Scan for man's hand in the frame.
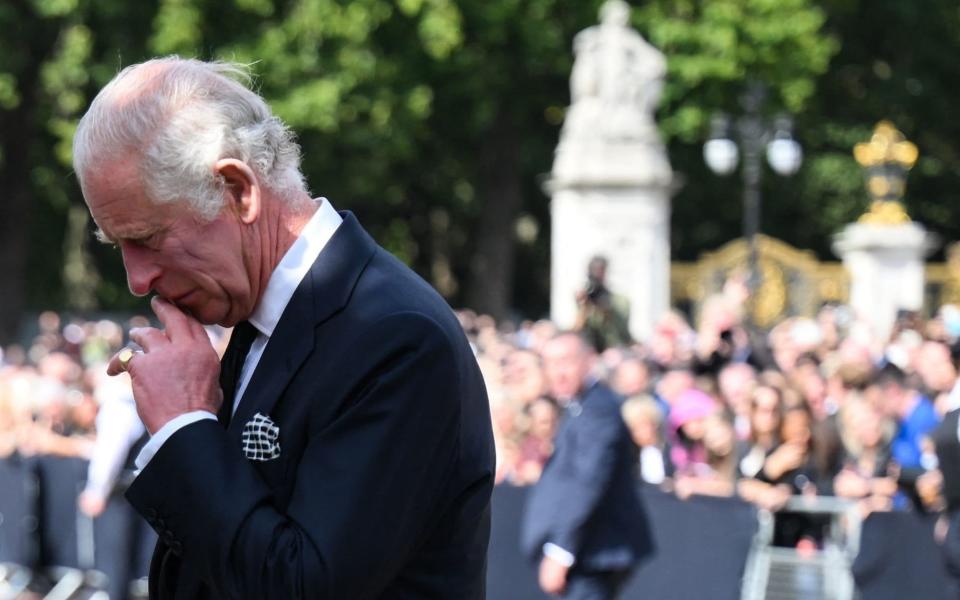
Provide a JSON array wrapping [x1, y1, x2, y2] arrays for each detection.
[[108, 297, 223, 434], [762, 442, 807, 481], [833, 469, 870, 498], [575, 288, 588, 306], [538, 555, 569, 596], [78, 490, 107, 518]]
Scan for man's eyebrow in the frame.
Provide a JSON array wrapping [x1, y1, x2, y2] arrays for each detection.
[[95, 225, 161, 244]]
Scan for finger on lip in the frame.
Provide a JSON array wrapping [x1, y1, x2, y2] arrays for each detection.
[[151, 294, 199, 341]]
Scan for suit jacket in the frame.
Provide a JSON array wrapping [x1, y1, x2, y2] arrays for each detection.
[[937, 409, 960, 508], [520, 382, 651, 572], [125, 212, 495, 599]]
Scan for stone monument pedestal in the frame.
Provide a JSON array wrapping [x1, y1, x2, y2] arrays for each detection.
[[549, 182, 670, 342], [832, 221, 938, 342], [547, 0, 673, 342]]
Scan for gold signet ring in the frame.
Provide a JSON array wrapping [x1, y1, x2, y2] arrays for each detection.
[[118, 348, 138, 372]]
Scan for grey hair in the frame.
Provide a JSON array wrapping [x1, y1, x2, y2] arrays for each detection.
[[73, 56, 307, 219]]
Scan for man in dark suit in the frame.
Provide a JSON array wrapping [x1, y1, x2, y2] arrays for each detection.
[[521, 332, 650, 599], [72, 57, 495, 599], [934, 405, 960, 597]]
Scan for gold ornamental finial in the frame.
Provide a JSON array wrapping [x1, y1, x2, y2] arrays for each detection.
[[858, 200, 911, 225], [854, 121, 918, 224], [853, 121, 918, 171]]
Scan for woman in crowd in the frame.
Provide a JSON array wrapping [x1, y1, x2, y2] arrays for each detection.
[[622, 394, 671, 485], [515, 397, 560, 483], [759, 403, 821, 493], [674, 413, 739, 499], [737, 383, 785, 480], [833, 396, 898, 515], [667, 388, 717, 478]]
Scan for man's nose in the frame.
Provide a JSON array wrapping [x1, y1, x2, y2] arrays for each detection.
[[120, 243, 161, 297]]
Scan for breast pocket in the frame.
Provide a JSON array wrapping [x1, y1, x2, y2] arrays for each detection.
[[251, 453, 294, 508]]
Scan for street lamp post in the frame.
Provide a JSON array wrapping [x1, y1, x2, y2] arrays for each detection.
[[703, 83, 803, 304]]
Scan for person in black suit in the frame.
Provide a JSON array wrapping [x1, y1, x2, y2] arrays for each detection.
[[72, 57, 495, 599], [934, 406, 960, 597], [521, 332, 651, 599]]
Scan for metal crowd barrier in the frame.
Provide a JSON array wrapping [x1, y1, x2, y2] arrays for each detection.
[[0, 455, 37, 600], [742, 495, 861, 600], [487, 483, 956, 600], [0, 455, 153, 600]]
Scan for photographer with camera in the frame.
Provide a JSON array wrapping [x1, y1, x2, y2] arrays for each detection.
[[574, 256, 632, 352]]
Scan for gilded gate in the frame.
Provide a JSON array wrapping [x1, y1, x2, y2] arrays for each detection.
[[671, 236, 960, 327]]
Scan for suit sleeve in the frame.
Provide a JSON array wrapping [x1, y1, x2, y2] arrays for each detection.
[[549, 395, 624, 558], [126, 312, 464, 599]]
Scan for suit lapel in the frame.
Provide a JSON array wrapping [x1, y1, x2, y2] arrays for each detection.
[[227, 277, 314, 437], [228, 212, 377, 436]]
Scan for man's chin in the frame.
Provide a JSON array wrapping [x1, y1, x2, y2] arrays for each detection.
[[170, 298, 222, 326]]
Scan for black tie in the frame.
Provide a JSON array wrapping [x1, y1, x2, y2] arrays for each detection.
[[218, 321, 259, 427]]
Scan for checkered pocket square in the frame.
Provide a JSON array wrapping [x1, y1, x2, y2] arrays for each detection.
[[241, 413, 281, 461]]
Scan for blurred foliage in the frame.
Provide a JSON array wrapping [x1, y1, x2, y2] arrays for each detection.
[[663, 0, 960, 261], [635, 0, 838, 141], [1, 0, 959, 338]]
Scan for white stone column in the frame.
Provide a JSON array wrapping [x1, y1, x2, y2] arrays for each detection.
[[549, 185, 670, 341], [832, 222, 937, 343], [547, 0, 674, 342]]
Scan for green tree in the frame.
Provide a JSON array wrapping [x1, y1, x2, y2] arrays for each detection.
[[632, 0, 839, 260], [0, 0, 155, 341], [792, 0, 960, 259]]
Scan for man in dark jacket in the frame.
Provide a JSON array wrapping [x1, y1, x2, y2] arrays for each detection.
[[73, 57, 494, 599], [521, 332, 651, 599]]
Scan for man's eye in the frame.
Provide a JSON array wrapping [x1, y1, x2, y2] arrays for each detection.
[[134, 234, 158, 248]]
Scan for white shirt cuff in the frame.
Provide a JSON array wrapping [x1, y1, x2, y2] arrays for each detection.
[[134, 411, 217, 472], [543, 543, 575, 567]]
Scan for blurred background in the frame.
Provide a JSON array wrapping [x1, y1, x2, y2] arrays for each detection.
[[2, 0, 959, 332], [3, 0, 960, 599]]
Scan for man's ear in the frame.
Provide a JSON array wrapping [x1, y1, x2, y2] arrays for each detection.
[[214, 159, 260, 224]]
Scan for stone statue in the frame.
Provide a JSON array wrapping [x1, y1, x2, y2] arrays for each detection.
[[547, 0, 674, 342], [563, 0, 666, 144]]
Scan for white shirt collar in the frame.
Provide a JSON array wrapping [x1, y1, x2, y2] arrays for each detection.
[[248, 198, 342, 337]]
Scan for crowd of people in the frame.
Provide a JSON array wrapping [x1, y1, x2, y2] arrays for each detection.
[[1, 313, 138, 508], [3, 283, 960, 587], [467, 284, 960, 538], [0, 313, 231, 598], [0, 312, 239, 514]]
